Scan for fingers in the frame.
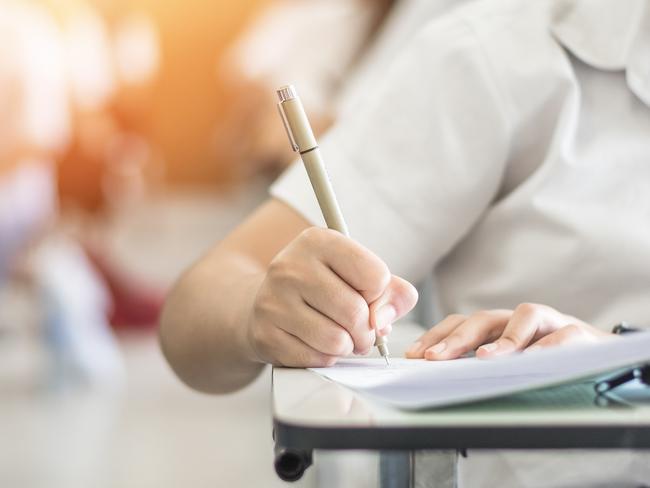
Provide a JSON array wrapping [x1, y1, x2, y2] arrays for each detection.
[[369, 276, 419, 337], [525, 324, 612, 352], [408, 310, 511, 360], [406, 314, 466, 358], [428, 310, 512, 360], [404, 303, 603, 363], [279, 301, 358, 357], [298, 228, 417, 351], [299, 261, 377, 354], [255, 324, 339, 368], [476, 303, 572, 358], [301, 227, 391, 303]]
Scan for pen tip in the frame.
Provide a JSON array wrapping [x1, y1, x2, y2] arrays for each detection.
[[384, 356, 390, 366]]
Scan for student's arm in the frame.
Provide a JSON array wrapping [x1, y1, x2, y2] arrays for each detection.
[[406, 304, 615, 360], [160, 198, 418, 394]]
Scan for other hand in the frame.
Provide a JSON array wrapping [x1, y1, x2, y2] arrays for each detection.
[[406, 303, 614, 360]]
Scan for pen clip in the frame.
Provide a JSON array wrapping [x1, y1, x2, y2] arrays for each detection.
[[277, 103, 299, 152]]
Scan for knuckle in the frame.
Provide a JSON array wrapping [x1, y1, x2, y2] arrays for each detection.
[[266, 257, 286, 279], [300, 226, 331, 247], [313, 353, 334, 367], [563, 323, 584, 335], [448, 327, 474, 343], [299, 226, 319, 241], [312, 353, 335, 368], [372, 262, 391, 291], [329, 330, 352, 356], [294, 349, 316, 367], [501, 330, 526, 345], [253, 286, 275, 317], [446, 313, 467, 323], [470, 310, 492, 322], [350, 247, 389, 289], [499, 335, 519, 347], [345, 299, 369, 329], [323, 355, 338, 367], [515, 302, 542, 316], [352, 327, 374, 349], [267, 257, 301, 286], [447, 332, 477, 349], [421, 330, 444, 347], [422, 328, 440, 342]]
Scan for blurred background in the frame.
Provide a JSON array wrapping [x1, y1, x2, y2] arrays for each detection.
[[0, 0, 450, 486]]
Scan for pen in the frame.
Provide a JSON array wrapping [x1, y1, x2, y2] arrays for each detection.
[[276, 84, 391, 366]]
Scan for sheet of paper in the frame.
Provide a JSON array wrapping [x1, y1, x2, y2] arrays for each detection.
[[310, 331, 650, 410], [310, 357, 436, 388]]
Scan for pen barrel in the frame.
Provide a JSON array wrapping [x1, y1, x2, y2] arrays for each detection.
[[301, 149, 349, 236], [276, 84, 390, 359], [375, 334, 388, 350], [279, 97, 318, 152]]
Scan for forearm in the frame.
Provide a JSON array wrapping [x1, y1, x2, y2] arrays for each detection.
[[159, 248, 266, 394]]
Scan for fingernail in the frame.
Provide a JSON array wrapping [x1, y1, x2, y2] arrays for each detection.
[[374, 304, 396, 331], [430, 342, 447, 354], [479, 342, 498, 353], [407, 341, 422, 355]]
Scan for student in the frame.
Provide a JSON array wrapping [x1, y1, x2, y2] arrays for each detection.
[[161, 0, 650, 485]]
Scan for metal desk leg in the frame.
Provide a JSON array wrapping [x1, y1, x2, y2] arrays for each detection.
[[379, 451, 412, 488], [412, 451, 458, 488]]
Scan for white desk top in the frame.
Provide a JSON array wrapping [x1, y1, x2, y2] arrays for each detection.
[[272, 322, 650, 432]]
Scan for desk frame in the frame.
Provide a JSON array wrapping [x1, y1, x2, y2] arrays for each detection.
[[271, 322, 650, 487]]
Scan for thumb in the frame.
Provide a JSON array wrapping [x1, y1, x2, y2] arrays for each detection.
[[369, 276, 418, 336]]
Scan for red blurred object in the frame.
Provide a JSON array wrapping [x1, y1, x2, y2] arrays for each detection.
[[83, 242, 166, 330]]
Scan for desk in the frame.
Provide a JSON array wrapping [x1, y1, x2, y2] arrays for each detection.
[[272, 323, 650, 486]]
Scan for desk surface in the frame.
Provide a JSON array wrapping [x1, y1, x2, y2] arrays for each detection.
[[272, 322, 650, 451]]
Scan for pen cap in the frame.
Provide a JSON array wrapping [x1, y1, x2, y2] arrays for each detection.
[[277, 85, 318, 153]]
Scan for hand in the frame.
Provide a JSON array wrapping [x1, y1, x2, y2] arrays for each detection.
[[246, 227, 418, 367], [406, 303, 613, 360]]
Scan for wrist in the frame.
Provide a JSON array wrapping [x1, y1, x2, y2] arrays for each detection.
[[236, 272, 266, 365]]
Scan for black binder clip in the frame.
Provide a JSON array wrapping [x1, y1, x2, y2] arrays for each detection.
[[595, 364, 650, 395]]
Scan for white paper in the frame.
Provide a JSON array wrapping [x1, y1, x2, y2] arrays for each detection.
[[310, 332, 650, 409]]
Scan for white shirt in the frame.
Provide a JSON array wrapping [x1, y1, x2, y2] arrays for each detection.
[[224, 0, 377, 115], [340, 0, 475, 116], [271, 0, 650, 486]]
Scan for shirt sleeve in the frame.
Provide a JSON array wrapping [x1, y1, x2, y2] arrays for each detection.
[[270, 16, 512, 284], [227, 0, 375, 115]]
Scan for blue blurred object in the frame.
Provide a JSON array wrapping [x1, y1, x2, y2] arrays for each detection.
[[33, 234, 125, 389], [0, 161, 57, 281], [0, 161, 124, 388]]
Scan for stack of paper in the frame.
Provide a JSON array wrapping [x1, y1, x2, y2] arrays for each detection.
[[310, 332, 650, 410]]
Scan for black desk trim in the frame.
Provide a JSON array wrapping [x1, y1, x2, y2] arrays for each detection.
[[274, 418, 650, 451]]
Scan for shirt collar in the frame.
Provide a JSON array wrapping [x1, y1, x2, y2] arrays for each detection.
[[551, 0, 650, 106]]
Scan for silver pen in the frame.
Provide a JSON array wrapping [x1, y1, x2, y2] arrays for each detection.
[[276, 84, 391, 365]]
